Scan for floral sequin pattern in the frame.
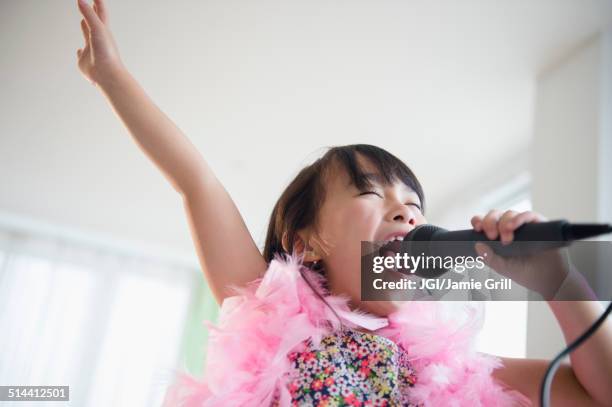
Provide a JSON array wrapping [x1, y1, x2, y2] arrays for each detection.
[[275, 329, 423, 407]]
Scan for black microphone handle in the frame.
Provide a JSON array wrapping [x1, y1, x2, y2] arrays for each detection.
[[407, 220, 575, 258]]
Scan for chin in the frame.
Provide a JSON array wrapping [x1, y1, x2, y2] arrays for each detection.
[[359, 300, 402, 317]]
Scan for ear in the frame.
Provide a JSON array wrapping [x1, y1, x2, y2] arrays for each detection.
[[297, 231, 323, 263], [282, 230, 321, 263]]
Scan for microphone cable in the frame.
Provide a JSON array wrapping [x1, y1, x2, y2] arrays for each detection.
[[540, 300, 612, 407]]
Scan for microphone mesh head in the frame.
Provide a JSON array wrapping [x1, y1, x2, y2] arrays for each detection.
[[403, 224, 450, 278], [405, 224, 447, 242]]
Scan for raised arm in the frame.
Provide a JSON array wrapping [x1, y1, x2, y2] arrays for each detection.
[[76, 0, 268, 304]]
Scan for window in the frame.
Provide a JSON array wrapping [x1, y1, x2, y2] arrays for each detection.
[[0, 226, 201, 406], [476, 173, 532, 358], [430, 172, 532, 358]]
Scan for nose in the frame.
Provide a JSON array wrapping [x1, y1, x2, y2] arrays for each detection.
[[386, 203, 417, 226]]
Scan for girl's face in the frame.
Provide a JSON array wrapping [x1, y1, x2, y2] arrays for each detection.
[[302, 155, 427, 319]]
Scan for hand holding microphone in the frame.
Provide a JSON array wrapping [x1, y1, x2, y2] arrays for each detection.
[[379, 209, 611, 298], [471, 210, 566, 299]]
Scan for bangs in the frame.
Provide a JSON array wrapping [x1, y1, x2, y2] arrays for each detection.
[[326, 145, 426, 213]]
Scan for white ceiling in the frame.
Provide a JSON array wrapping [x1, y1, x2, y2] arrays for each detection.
[[1, 0, 611, 266]]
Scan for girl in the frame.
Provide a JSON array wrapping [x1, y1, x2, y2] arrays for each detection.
[[76, 1, 612, 405]]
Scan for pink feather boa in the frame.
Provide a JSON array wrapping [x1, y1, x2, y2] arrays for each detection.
[[162, 253, 532, 406]]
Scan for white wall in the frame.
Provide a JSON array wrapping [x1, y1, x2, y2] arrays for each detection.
[[528, 28, 612, 359], [1, 0, 611, 266]]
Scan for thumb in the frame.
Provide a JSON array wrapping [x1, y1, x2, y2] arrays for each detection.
[[80, 19, 91, 44], [77, 0, 104, 34], [475, 242, 504, 271]]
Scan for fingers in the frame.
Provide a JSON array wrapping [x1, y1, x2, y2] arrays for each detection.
[[472, 209, 548, 244], [502, 211, 546, 242], [498, 210, 518, 244], [77, 0, 104, 33], [93, 0, 109, 25], [481, 209, 503, 240], [471, 215, 483, 231], [511, 211, 547, 227]]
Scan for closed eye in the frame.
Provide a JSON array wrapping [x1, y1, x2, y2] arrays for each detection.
[[359, 191, 422, 210], [359, 191, 382, 197]]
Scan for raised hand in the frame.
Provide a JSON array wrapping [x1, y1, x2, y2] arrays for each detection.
[[76, 0, 125, 86]]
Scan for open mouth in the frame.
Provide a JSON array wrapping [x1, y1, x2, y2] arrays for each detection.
[[378, 240, 403, 257], [375, 240, 408, 275]]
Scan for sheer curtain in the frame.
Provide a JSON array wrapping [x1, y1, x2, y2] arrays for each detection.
[[476, 183, 532, 358], [0, 226, 205, 406]]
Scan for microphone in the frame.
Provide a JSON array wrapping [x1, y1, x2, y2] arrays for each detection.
[[405, 220, 611, 257], [378, 220, 612, 277]]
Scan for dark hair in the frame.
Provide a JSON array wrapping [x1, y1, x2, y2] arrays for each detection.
[[262, 143, 425, 269]]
